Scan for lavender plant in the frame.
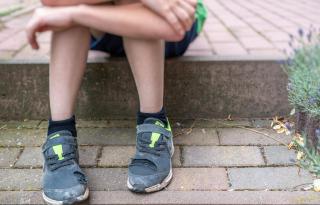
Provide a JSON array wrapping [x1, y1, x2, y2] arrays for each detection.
[[285, 27, 320, 118]]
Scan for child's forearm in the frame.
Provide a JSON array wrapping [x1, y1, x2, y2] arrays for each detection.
[[72, 3, 184, 41], [41, 0, 110, 7]]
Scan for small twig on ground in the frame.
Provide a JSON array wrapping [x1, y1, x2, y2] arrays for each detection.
[[185, 120, 196, 135], [174, 119, 196, 137], [234, 126, 288, 147], [0, 124, 7, 130], [292, 183, 313, 190], [198, 118, 289, 147]]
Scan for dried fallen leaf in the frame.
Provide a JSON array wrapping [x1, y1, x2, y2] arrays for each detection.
[[297, 151, 304, 160], [288, 141, 295, 149], [290, 108, 296, 116], [273, 125, 282, 130], [314, 179, 320, 192], [276, 127, 286, 134]]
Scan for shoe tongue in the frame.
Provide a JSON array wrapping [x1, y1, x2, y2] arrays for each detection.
[[143, 117, 165, 127]]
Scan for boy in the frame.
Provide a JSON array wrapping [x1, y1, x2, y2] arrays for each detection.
[[26, 0, 207, 204]]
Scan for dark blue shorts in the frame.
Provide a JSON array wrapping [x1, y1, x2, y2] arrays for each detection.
[[90, 21, 198, 58]]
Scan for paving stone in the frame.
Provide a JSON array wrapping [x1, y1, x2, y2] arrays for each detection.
[[37, 31, 52, 43], [207, 32, 238, 43], [0, 120, 41, 129], [184, 49, 213, 56], [77, 120, 136, 128], [88, 191, 320, 204], [77, 128, 136, 145], [85, 167, 229, 192], [0, 169, 42, 190], [78, 127, 212, 146], [264, 146, 296, 165], [84, 168, 127, 191], [1, 190, 320, 204], [79, 146, 100, 167], [228, 167, 314, 190], [212, 42, 248, 55], [42, 119, 195, 129], [251, 119, 273, 128], [99, 146, 134, 167], [195, 119, 252, 128], [187, 36, 211, 50], [249, 49, 285, 57], [0, 129, 45, 147], [0, 31, 27, 51], [15, 147, 42, 167], [183, 146, 264, 167], [0, 50, 14, 60], [15, 146, 99, 167], [0, 147, 20, 167], [99, 146, 181, 167], [174, 128, 219, 145], [238, 37, 275, 49], [0, 28, 21, 43], [1, 0, 319, 60], [168, 168, 228, 191], [14, 43, 50, 60], [0, 191, 43, 204], [219, 128, 292, 145]]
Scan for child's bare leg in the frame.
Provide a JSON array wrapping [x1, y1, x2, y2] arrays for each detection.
[[124, 39, 165, 113], [115, 0, 165, 114], [49, 26, 90, 121], [41, 25, 91, 204]]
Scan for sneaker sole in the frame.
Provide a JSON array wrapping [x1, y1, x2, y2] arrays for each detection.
[[127, 168, 173, 193], [42, 187, 89, 205], [127, 143, 174, 193]]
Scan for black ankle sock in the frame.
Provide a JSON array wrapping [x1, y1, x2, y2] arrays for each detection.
[[47, 115, 77, 137], [137, 107, 168, 126]]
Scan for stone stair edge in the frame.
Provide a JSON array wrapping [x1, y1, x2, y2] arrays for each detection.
[[0, 55, 286, 65]]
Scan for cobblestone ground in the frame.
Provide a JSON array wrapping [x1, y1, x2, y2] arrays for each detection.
[[0, 0, 320, 60], [0, 119, 319, 204]]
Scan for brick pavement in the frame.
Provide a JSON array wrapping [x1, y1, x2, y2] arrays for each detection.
[[0, 119, 318, 204], [0, 0, 320, 60]]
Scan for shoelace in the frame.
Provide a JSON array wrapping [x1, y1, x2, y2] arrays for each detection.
[[43, 140, 78, 171], [136, 134, 167, 157], [45, 149, 77, 171]]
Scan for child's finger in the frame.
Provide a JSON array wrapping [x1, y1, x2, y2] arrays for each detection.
[[179, 0, 196, 17], [172, 6, 192, 31], [184, 0, 197, 7], [164, 10, 184, 35], [25, 18, 40, 49]]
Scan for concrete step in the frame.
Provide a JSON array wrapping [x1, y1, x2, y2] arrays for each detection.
[[0, 56, 289, 120]]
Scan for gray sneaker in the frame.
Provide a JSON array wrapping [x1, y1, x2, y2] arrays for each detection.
[[42, 130, 89, 204], [127, 117, 174, 193]]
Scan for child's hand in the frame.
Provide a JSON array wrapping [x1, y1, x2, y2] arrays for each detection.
[[140, 0, 197, 35], [25, 7, 75, 49]]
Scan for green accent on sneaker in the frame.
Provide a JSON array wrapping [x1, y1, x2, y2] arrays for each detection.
[[149, 119, 172, 148], [50, 133, 60, 139], [166, 118, 172, 132], [196, 0, 208, 34], [149, 133, 161, 148], [155, 121, 165, 128], [52, 144, 64, 161]]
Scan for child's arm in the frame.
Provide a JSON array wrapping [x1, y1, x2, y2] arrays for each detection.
[[73, 3, 192, 40], [26, 3, 195, 49], [40, 0, 112, 7]]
